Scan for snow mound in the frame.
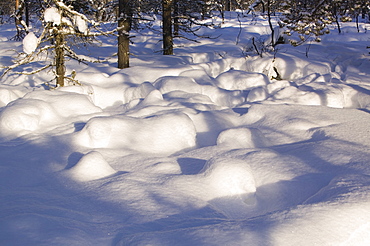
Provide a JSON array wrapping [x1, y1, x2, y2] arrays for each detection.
[[267, 54, 309, 80], [189, 110, 241, 147], [201, 157, 256, 198], [215, 70, 269, 90], [303, 63, 330, 77], [23, 90, 102, 118], [294, 73, 329, 86], [179, 69, 215, 85], [201, 85, 245, 107], [65, 151, 116, 182], [0, 98, 59, 139], [241, 104, 329, 145], [266, 80, 291, 94], [126, 89, 166, 114], [246, 86, 268, 102], [142, 89, 164, 104], [298, 82, 346, 108], [75, 112, 196, 154], [86, 84, 127, 109], [165, 91, 214, 106], [217, 127, 268, 149], [154, 76, 202, 94], [124, 82, 156, 103], [167, 157, 257, 218], [0, 87, 22, 107], [141, 74, 246, 108], [0, 90, 102, 139], [264, 80, 370, 109], [269, 85, 322, 106]]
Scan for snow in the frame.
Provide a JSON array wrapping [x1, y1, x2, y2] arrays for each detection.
[[44, 7, 61, 25], [1, 14, 370, 245], [22, 32, 38, 54], [215, 69, 269, 90], [216, 127, 268, 148], [74, 112, 196, 154], [64, 151, 116, 182], [73, 15, 88, 34]]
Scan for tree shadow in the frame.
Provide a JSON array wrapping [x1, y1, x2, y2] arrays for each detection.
[[110, 163, 335, 246], [111, 200, 276, 246]]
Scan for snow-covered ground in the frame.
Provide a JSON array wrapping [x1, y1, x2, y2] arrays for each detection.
[[1, 12, 370, 245]]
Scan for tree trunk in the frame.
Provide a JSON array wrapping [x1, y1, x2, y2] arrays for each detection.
[[15, 0, 21, 25], [201, 0, 207, 20], [335, 16, 341, 34], [15, 0, 19, 11], [173, 0, 179, 37], [162, 0, 173, 55], [55, 27, 65, 87], [14, 0, 24, 39], [267, 0, 275, 46], [118, 0, 131, 69], [25, 0, 29, 27], [225, 0, 231, 11]]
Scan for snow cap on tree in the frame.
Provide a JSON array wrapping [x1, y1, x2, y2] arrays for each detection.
[[23, 32, 38, 54], [44, 7, 61, 25]]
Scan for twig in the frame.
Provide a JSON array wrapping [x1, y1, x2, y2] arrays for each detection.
[[252, 37, 262, 57], [236, 12, 243, 45], [14, 64, 52, 75]]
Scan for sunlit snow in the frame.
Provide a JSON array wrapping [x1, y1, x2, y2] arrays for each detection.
[[1, 12, 370, 246], [43, 7, 61, 25], [22, 32, 38, 54], [74, 15, 88, 34]]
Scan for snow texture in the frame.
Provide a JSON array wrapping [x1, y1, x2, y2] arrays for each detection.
[[215, 69, 269, 90], [74, 112, 196, 154], [1, 12, 370, 246], [64, 151, 116, 181]]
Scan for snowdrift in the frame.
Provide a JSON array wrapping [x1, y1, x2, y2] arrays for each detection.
[[1, 14, 370, 246]]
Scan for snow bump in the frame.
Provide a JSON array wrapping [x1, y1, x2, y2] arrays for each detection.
[[217, 127, 268, 149], [65, 151, 116, 182], [215, 70, 269, 90], [201, 157, 257, 198], [75, 112, 197, 155]]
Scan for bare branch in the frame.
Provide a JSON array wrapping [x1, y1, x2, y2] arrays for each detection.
[[14, 64, 53, 75]]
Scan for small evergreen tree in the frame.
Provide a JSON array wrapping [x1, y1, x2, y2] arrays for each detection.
[[2, 0, 116, 87], [280, 0, 367, 45]]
